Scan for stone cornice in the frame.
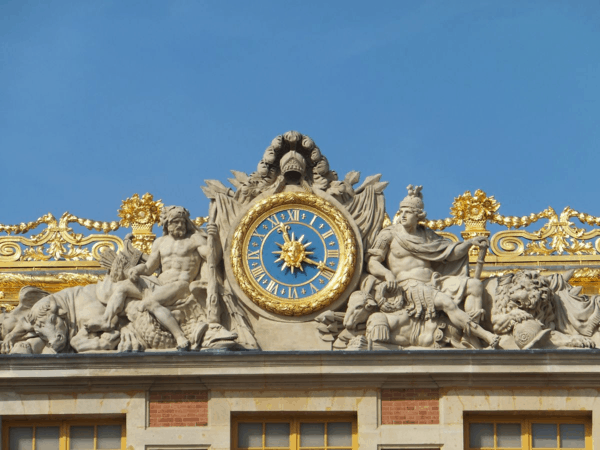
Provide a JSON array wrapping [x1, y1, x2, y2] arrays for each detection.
[[1, 350, 599, 391]]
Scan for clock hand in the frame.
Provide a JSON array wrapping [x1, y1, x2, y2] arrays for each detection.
[[302, 257, 335, 273], [276, 222, 291, 243]]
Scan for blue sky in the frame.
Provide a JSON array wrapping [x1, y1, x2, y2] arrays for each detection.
[[1, 1, 599, 234]]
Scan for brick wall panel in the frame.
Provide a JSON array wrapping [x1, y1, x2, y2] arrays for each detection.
[[148, 390, 208, 427], [381, 388, 439, 425]]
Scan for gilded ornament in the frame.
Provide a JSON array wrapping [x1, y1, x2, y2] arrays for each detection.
[[450, 189, 500, 230], [118, 193, 164, 254], [193, 216, 209, 227], [0, 272, 103, 303], [0, 213, 122, 262], [118, 193, 163, 231], [230, 192, 357, 316], [491, 206, 600, 257]]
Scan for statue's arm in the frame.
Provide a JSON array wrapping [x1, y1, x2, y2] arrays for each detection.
[[366, 231, 395, 282], [446, 236, 489, 261], [197, 223, 221, 262], [129, 240, 162, 281]]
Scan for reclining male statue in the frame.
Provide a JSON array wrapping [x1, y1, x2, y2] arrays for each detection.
[[85, 205, 220, 350], [365, 185, 500, 349]]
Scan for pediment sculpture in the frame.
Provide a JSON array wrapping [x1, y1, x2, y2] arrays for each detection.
[[1, 131, 600, 354]]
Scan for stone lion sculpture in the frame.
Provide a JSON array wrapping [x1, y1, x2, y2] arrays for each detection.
[[484, 270, 597, 349]]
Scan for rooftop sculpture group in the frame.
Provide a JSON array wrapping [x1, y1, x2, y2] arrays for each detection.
[[1, 131, 600, 354]]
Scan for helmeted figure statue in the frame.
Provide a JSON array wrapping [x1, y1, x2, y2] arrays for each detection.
[[364, 185, 499, 349]]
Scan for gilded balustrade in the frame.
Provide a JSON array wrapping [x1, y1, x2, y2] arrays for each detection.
[[0, 193, 208, 304], [2, 189, 600, 305]]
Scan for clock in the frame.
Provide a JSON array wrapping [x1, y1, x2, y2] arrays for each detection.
[[230, 192, 358, 316]]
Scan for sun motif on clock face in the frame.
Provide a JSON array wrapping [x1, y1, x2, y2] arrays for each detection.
[[230, 192, 357, 316]]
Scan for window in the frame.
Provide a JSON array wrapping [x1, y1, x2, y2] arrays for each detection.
[[465, 415, 591, 450], [233, 414, 357, 450], [2, 419, 125, 450]]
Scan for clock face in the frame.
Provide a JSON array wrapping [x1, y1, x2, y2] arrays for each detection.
[[230, 192, 357, 316]]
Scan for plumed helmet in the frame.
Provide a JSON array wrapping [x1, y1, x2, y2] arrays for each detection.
[[399, 184, 424, 211]]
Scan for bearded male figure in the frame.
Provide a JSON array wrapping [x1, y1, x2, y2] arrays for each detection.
[[366, 185, 499, 349], [86, 206, 220, 350]]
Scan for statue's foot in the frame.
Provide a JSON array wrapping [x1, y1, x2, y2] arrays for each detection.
[[176, 337, 190, 351], [486, 335, 501, 349], [85, 317, 112, 332]]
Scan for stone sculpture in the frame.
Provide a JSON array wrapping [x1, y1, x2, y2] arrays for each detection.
[[364, 185, 499, 349], [0, 210, 239, 354], [485, 270, 597, 349], [2, 130, 600, 354]]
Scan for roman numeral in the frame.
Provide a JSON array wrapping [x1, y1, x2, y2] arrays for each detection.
[[320, 269, 334, 281], [322, 230, 334, 239], [248, 250, 260, 260], [309, 215, 317, 226], [266, 280, 279, 294], [266, 215, 280, 228], [251, 265, 266, 282], [309, 283, 319, 294], [252, 231, 265, 239], [288, 287, 299, 299], [327, 249, 339, 258], [287, 209, 300, 221]]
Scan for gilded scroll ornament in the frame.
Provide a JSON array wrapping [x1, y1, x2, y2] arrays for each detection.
[[0, 213, 122, 262], [491, 207, 600, 257]]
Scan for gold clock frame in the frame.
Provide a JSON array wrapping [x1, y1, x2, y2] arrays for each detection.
[[230, 192, 357, 316]]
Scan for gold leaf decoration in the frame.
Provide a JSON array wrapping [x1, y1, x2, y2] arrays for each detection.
[[450, 189, 500, 226], [118, 193, 163, 230]]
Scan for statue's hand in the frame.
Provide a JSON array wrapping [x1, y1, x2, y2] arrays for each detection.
[[1, 334, 14, 354], [469, 236, 489, 248], [206, 223, 219, 237], [384, 281, 399, 296], [384, 271, 396, 283], [128, 267, 141, 283]]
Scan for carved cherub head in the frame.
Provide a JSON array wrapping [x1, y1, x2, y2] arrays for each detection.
[[263, 146, 277, 165]]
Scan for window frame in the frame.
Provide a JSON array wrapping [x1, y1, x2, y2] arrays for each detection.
[[2, 418, 126, 450], [464, 414, 592, 450], [232, 413, 358, 450]]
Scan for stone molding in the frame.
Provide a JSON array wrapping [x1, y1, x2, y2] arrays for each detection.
[[1, 350, 600, 390]]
